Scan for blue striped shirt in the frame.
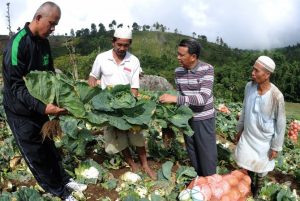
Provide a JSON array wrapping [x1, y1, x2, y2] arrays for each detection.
[[176, 61, 215, 120]]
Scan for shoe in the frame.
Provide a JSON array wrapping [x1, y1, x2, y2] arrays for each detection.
[[65, 178, 87, 192], [64, 194, 78, 201]]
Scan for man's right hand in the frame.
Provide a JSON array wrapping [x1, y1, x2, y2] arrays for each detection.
[[45, 103, 68, 115], [88, 76, 99, 87]]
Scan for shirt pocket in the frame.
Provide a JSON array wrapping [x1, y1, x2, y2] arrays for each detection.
[[101, 67, 114, 76]]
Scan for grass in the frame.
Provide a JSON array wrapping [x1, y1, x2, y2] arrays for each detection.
[[285, 102, 300, 120]]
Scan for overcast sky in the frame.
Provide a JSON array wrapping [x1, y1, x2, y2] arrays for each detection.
[[1, 0, 300, 50]]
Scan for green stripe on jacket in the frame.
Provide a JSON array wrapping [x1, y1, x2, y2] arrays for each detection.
[[11, 29, 27, 66]]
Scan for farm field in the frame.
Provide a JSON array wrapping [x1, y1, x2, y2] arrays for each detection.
[[0, 72, 299, 201], [286, 102, 300, 120]]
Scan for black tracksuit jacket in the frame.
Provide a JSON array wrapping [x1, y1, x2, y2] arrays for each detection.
[[2, 22, 54, 118]]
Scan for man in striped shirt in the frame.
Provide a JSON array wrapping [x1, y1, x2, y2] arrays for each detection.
[[159, 39, 217, 176]]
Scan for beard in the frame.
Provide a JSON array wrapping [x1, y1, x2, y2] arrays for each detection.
[[113, 48, 126, 58]]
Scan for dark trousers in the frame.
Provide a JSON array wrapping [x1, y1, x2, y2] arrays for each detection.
[[5, 109, 71, 199], [184, 118, 217, 176]]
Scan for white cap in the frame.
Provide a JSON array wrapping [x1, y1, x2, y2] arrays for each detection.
[[114, 27, 132, 39], [255, 56, 276, 73]]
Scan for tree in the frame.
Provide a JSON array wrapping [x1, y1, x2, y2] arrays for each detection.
[[98, 23, 106, 34], [70, 29, 75, 37], [109, 20, 117, 30], [70, 28, 75, 37], [142, 25, 146, 31], [65, 37, 78, 79], [216, 36, 220, 44], [174, 28, 178, 34], [160, 24, 166, 32], [117, 23, 123, 28], [192, 32, 196, 38], [198, 35, 207, 42], [82, 28, 90, 37], [132, 22, 139, 31], [6, 2, 13, 36], [154, 22, 160, 30], [75, 30, 82, 37], [220, 37, 224, 46], [90, 23, 97, 36]]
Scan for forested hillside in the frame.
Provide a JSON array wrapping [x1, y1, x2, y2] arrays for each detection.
[[1, 27, 299, 102], [0, 26, 299, 201]]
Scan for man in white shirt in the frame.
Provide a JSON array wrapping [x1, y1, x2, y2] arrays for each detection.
[[88, 27, 156, 179]]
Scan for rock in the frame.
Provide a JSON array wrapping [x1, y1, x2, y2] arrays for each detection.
[[139, 74, 174, 91]]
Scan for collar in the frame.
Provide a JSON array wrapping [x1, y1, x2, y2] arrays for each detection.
[[24, 22, 41, 40], [187, 60, 201, 73]]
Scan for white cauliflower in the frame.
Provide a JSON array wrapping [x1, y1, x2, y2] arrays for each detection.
[[136, 186, 148, 198], [81, 166, 99, 179], [120, 171, 141, 183]]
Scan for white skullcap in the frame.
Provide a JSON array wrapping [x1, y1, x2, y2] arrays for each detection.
[[255, 56, 276, 73], [114, 27, 132, 39]]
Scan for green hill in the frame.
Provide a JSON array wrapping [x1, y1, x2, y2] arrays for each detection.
[[0, 31, 299, 103]]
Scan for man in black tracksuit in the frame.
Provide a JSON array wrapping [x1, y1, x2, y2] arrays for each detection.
[[2, 2, 85, 201]]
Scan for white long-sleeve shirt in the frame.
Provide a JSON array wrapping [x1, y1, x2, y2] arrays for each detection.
[[235, 81, 286, 173]]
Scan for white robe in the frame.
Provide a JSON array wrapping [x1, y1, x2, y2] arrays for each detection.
[[234, 82, 286, 173]]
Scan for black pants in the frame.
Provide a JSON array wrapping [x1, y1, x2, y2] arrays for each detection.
[[5, 110, 71, 199], [184, 118, 217, 176]]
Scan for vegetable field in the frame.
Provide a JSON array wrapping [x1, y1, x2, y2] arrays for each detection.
[[0, 72, 299, 201]]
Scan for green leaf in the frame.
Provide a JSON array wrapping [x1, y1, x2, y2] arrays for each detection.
[[55, 77, 86, 118], [175, 166, 197, 184], [0, 192, 11, 201], [60, 117, 79, 139], [91, 90, 114, 112], [122, 100, 156, 125], [107, 115, 132, 130], [15, 187, 44, 201], [101, 178, 117, 190], [149, 193, 165, 201], [161, 161, 173, 181], [169, 105, 193, 128], [68, 129, 94, 157], [276, 188, 297, 201], [24, 71, 56, 104], [85, 111, 108, 125], [74, 81, 101, 103]]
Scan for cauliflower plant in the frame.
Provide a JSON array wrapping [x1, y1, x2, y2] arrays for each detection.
[[75, 159, 104, 184], [120, 171, 141, 183]]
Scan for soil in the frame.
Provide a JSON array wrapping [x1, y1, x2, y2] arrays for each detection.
[[1, 133, 299, 200], [268, 170, 300, 195], [1, 159, 162, 201], [84, 160, 162, 201], [2, 156, 298, 200]]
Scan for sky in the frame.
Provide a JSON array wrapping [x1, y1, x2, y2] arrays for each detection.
[[1, 0, 300, 50]]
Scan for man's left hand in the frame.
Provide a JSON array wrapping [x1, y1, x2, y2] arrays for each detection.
[[159, 94, 177, 103], [269, 150, 278, 160]]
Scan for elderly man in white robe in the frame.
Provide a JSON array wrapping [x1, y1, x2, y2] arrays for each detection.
[[234, 56, 286, 198]]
